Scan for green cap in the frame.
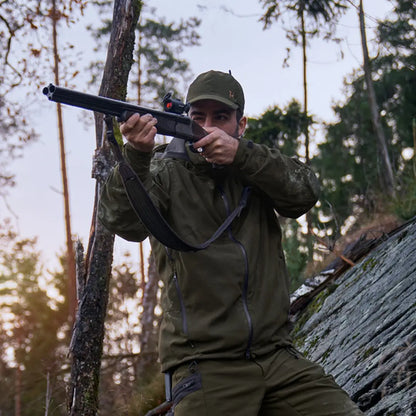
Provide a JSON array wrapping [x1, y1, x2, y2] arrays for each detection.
[[186, 70, 245, 113]]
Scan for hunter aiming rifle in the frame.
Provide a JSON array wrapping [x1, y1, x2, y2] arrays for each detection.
[[42, 84, 250, 252]]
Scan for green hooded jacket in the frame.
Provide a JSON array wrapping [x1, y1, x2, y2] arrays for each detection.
[[98, 137, 320, 372]]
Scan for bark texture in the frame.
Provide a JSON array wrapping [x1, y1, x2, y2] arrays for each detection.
[[67, 1, 142, 414]]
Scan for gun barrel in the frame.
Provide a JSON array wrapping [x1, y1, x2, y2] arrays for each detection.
[[42, 84, 206, 142]]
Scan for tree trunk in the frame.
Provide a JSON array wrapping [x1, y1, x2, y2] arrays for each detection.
[[51, 0, 77, 323], [358, 0, 396, 197], [300, 8, 314, 260], [136, 253, 160, 381], [301, 9, 309, 166], [67, 1, 142, 415]]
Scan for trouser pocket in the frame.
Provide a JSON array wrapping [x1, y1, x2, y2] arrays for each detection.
[[167, 363, 203, 415], [172, 371, 202, 404]]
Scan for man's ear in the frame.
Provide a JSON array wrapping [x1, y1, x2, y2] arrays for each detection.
[[238, 116, 247, 138]]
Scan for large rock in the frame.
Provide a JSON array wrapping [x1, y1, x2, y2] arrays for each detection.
[[291, 219, 416, 415]]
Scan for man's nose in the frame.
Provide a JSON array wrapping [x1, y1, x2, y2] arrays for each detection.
[[202, 115, 214, 128]]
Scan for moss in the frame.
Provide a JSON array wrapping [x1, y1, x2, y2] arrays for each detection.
[[292, 288, 330, 330], [293, 334, 307, 351], [321, 346, 333, 364], [362, 257, 378, 272], [363, 346, 375, 359], [327, 282, 339, 294], [354, 345, 377, 365], [291, 289, 333, 353], [309, 335, 320, 349], [298, 335, 321, 358], [345, 258, 377, 288]]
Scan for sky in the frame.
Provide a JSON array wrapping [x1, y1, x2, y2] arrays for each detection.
[[3, 0, 395, 272]]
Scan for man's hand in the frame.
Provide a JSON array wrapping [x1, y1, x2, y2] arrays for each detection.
[[120, 113, 157, 152], [193, 127, 239, 165]]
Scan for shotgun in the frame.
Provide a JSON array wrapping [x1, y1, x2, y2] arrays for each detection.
[[42, 84, 207, 142]]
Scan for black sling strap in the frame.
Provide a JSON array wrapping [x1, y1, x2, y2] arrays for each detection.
[[104, 116, 251, 252]]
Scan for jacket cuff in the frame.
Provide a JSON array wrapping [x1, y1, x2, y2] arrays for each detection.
[[233, 138, 258, 169], [123, 143, 152, 173]]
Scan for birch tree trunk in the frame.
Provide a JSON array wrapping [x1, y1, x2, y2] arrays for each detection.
[[67, 1, 142, 414]]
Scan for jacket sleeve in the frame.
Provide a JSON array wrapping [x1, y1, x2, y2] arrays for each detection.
[[98, 143, 168, 242], [232, 138, 320, 218]]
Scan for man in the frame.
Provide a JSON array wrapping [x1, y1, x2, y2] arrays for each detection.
[[98, 70, 363, 415]]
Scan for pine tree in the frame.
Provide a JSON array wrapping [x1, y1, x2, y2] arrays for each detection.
[[0, 223, 69, 415], [259, 0, 348, 259]]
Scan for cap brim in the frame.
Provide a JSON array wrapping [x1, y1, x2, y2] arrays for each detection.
[[187, 94, 239, 110]]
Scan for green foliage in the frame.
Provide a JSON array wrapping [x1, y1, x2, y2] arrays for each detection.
[[282, 220, 309, 291], [377, 0, 416, 54], [261, 0, 348, 27], [88, 3, 200, 105], [0, 222, 70, 415], [245, 100, 310, 155], [312, 0, 416, 232], [260, 0, 348, 49], [136, 15, 201, 102], [393, 173, 416, 221]]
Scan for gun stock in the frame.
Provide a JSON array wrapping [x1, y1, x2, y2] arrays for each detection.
[[42, 84, 207, 142]]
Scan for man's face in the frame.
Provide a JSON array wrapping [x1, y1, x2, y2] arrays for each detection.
[[189, 99, 246, 138]]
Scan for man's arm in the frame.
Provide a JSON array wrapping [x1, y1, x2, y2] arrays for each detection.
[[232, 138, 320, 218]]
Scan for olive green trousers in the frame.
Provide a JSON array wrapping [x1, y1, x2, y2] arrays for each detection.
[[168, 347, 364, 415]]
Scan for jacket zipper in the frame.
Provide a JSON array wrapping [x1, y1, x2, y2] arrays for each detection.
[[166, 249, 189, 337], [173, 272, 189, 336], [218, 185, 254, 359]]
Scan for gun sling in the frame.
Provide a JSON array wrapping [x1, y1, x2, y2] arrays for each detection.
[[105, 116, 251, 252]]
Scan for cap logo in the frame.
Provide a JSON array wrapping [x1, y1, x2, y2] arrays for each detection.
[[229, 90, 235, 99]]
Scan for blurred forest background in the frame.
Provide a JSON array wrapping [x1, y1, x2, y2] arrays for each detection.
[[0, 0, 415, 414]]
